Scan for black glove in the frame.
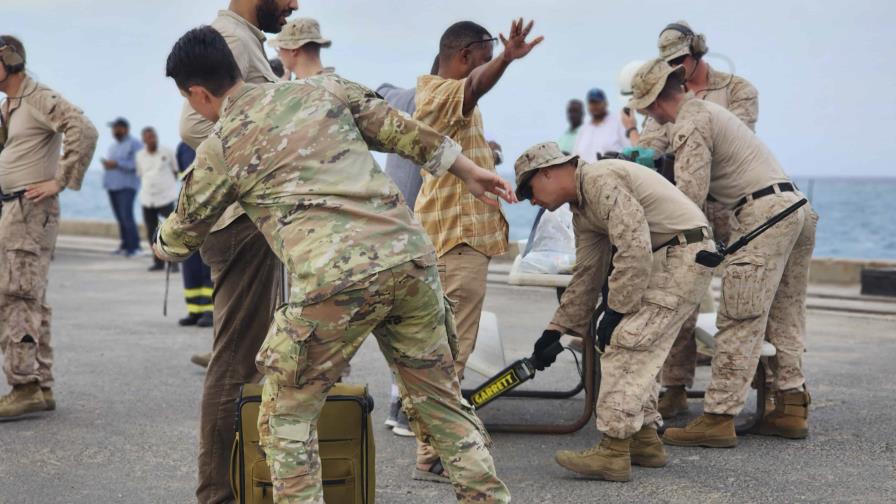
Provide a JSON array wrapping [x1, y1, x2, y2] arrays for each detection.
[[532, 329, 562, 371], [596, 309, 624, 352]]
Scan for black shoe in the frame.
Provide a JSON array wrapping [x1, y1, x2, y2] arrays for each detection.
[[179, 313, 200, 326], [196, 312, 213, 327], [148, 263, 165, 272]]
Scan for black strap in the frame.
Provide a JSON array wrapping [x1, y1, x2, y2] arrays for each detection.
[[523, 207, 547, 257], [655, 227, 706, 251], [736, 182, 795, 208]]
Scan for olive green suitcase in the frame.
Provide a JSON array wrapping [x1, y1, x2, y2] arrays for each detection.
[[231, 383, 376, 504]]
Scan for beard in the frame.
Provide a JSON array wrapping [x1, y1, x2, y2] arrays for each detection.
[[256, 0, 288, 33]]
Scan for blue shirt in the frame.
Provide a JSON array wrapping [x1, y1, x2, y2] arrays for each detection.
[[103, 135, 142, 191], [376, 83, 421, 210], [176, 142, 196, 172]]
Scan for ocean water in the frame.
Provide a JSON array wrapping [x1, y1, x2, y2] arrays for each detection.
[[60, 172, 896, 260]]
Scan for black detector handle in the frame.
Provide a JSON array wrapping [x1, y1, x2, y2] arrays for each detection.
[[696, 198, 808, 268]]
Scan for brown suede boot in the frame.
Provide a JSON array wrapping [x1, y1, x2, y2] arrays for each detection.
[[630, 426, 667, 467], [41, 387, 55, 411], [658, 386, 689, 419], [757, 389, 810, 439], [555, 435, 632, 481], [662, 413, 737, 448], [0, 382, 48, 419]]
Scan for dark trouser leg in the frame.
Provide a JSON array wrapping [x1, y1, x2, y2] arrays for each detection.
[[117, 189, 140, 252], [143, 206, 162, 267], [108, 190, 126, 251], [181, 253, 214, 316], [195, 215, 280, 504]]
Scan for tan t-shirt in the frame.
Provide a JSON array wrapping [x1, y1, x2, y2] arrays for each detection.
[[177, 9, 278, 232], [670, 98, 790, 208], [0, 76, 98, 193], [551, 159, 709, 334], [412, 75, 508, 257]]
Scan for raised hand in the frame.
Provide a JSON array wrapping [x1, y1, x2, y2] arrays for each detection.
[[499, 18, 544, 62]]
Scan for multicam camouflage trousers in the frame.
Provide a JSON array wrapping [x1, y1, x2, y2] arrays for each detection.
[[0, 195, 58, 387], [597, 238, 714, 439], [705, 192, 817, 416], [255, 256, 510, 503]]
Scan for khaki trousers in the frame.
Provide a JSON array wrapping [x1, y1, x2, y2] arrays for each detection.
[[416, 243, 490, 466], [0, 195, 58, 387], [597, 239, 714, 439], [705, 193, 817, 415], [195, 215, 281, 504]]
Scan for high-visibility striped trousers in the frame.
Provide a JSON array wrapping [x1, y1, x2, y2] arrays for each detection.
[[182, 253, 213, 315]]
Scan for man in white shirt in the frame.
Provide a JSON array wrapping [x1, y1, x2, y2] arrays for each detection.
[[136, 126, 178, 271], [572, 88, 631, 162]]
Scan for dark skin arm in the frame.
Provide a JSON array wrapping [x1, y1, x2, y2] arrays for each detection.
[[462, 18, 543, 116]]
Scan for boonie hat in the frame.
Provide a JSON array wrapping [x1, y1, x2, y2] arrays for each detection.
[[513, 142, 577, 200], [269, 18, 332, 50], [658, 20, 694, 61], [627, 58, 684, 110]]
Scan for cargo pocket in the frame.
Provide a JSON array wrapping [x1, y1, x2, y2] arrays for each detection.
[[720, 255, 766, 320], [256, 308, 317, 387], [267, 416, 315, 480], [612, 291, 680, 351], [1, 237, 41, 299]]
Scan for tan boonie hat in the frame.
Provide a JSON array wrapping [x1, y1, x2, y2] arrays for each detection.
[[657, 20, 694, 61], [268, 18, 332, 50], [514, 142, 577, 200], [627, 58, 685, 110]]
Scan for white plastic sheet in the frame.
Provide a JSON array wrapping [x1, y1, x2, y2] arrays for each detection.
[[518, 204, 576, 274]]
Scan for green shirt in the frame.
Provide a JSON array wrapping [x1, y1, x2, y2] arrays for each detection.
[[557, 127, 579, 155], [158, 75, 461, 305]]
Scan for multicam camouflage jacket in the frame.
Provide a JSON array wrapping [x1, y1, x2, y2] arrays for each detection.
[[158, 75, 462, 305]]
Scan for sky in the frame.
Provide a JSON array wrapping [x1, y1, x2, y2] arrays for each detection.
[[6, 0, 896, 186]]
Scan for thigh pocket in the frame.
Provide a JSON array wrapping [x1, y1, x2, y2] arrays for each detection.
[[1, 237, 41, 298], [256, 308, 317, 387], [721, 255, 766, 320], [613, 291, 680, 351]]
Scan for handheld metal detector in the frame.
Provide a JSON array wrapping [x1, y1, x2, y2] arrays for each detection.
[[467, 341, 565, 409]]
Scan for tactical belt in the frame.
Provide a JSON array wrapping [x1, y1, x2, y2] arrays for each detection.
[[0, 189, 25, 202], [657, 227, 708, 251], [735, 182, 795, 209]]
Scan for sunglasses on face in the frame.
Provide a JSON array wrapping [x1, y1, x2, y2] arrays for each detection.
[[462, 37, 498, 50], [668, 55, 688, 66]]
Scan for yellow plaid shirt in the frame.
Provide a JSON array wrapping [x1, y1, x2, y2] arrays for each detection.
[[412, 75, 509, 257]]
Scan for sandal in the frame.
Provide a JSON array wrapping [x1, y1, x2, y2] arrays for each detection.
[[412, 459, 450, 484]]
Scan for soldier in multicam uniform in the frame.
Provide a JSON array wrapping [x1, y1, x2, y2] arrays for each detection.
[[0, 35, 98, 418], [515, 141, 715, 482], [629, 59, 818, 447], [155, 27, 512, 503], [622, 21, 763, 419]]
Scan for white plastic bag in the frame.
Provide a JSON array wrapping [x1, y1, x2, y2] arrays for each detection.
[[518, 204, 576, 274]]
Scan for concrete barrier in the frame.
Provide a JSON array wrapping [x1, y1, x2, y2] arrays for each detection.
[[61, 219, 896, 285]]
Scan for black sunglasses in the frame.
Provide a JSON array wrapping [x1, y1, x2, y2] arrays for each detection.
[[668, 54, 688, 66], [462, 37, 498, 50]]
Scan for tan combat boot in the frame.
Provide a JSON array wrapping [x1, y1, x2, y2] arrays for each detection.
[[42, 387, 56, 411], [0, 382, 48, 419], [555, 435, 632, 481], [630, 426, 667, 467], [190, 352, 211, 368], [658, 386, 689, 419], [662, 413, 737, 448], [757, 389, 810, 439]]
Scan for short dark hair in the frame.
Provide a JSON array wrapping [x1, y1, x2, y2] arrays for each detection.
[[657, 72, 684, 101], [141, 126, 156, 135], [166, 26, 242, 97], [430, 54, 440, 75], [438, 21, 491, 56], [0, 35, 26, 71]]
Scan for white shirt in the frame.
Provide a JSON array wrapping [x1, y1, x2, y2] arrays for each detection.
[[572, 114, 631, 162], [136, 146, 179, 208]]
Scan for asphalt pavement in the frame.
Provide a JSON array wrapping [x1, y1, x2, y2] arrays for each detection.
[[0, 249, 894, 503]]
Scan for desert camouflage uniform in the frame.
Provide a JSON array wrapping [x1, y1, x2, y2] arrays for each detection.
[[157, 75, 509, 503], [636, 66, 761, 390], [546, 156, 714, 439], [0, 76, 97, 387], [667, 97, 817, 414]]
